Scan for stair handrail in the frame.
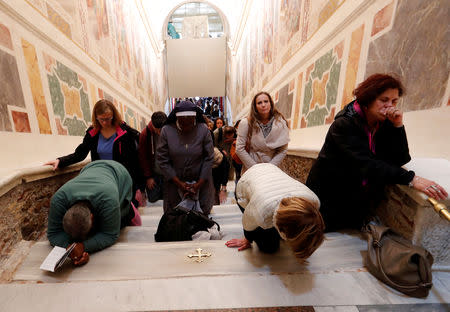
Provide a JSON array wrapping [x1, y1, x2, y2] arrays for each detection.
[[427, 197, 450, 222]]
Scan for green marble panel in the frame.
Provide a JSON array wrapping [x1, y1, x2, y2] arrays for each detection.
[[310, 50, 333, 80], [63, 116, 87, 136], [80, 88, 90, 123], [326, 59, 341, 110], [47, 72, 64, 120], [302, 79, 313, 115], [55, 61, 81, 89], [306, 105, 329, 127]]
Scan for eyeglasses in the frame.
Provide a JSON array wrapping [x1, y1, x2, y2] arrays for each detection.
[[97, 117, 113, 122]]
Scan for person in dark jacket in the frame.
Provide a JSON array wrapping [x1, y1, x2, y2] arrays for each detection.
[[47, 160, 135, 266], [306, 73, 448, 232], [138, 111, 167, 203], [44, 99, 143, 197], [157, 101, 215, 215]]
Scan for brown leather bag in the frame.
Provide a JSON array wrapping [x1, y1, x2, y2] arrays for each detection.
[[364, 223, 433, 298]]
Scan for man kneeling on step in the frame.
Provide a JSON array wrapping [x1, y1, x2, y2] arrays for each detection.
[[47, 160, 137, 266]]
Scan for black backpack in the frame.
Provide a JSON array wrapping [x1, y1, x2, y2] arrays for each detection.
[[154, 206, 220, 242]]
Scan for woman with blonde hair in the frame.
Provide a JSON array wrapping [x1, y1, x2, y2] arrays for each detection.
[[236, 92, 289, 173], [45, 99, 143, 197], [226, 163, 324, 262]]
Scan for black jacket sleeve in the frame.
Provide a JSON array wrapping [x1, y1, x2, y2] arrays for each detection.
[[330, 117, 414, 185], [57, 130, 92, 168]]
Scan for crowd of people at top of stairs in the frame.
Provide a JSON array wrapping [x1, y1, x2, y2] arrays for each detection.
[[43, 74, 448, 267]]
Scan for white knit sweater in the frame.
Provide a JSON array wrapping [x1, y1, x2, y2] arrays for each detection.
[[236, 163, 320, 231]]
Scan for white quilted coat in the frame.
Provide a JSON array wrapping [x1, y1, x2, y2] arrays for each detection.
[[236, 163, 320, 231]]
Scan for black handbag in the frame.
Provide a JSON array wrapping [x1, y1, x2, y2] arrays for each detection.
[[154, 206, 220, 242], [364, 223, 433, 298]]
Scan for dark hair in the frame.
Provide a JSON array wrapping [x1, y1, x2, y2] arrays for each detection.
[[234, 119, 241, 129], [213, 117, 225, 130], [91, 99, 123, 129], [151, 111, 167, 129], [353, 73, 404, 107], [63, 201, 93, 242], [248, 91, 286, 142], [223, 125, 235, 136]]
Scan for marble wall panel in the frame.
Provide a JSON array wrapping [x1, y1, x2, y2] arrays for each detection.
[[302, 43, 342, 127], [280, 154, 315, 184], [293, 72, 303, 129], [11, 111, 31, 133], [0, 23, 13, 50], [371, 1, 394, 37], [277, 83, 294, 120], [0, 49, 26, 131], [44, 53, 91, 135], [365, 0, 449, 111], [22, 39, 52, 134], [341, 24, 365, 109]]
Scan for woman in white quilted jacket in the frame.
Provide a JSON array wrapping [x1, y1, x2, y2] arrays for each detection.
[[225, 163, 325, 262]]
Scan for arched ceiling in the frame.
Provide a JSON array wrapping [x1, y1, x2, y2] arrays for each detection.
[[140, 0, 247, 49]]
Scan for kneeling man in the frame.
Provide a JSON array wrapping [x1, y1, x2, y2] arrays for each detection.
[[47, 160, 133, 266]]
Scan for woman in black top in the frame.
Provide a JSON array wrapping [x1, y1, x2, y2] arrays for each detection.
[[306, 74, 447, 232]]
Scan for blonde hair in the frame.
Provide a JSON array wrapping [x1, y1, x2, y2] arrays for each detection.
[[91, 99, 123, 129], [275, 197, 325, 263]]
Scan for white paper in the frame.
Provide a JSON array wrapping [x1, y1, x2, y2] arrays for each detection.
[[40, 244, 75, 272]]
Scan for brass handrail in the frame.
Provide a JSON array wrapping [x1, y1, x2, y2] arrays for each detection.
[[427, 197, 450, 222]]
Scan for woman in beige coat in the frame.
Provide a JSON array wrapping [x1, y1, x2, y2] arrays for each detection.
[[236, 91, 289, 173]]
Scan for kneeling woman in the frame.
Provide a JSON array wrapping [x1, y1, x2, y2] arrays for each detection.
[[226, 163, 325, 262]]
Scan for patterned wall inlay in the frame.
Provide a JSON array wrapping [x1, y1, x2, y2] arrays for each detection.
[[302, 43, 342, 127], [365, 0, 449, 111], [22, 39, 52, 134], [371, 1, 394, 36], [44, 53, 90, 136], [11, 111, 31, 132], [341, 24, 364, 109], [0, 49, 26, 131], [0, 23, 13, 50]]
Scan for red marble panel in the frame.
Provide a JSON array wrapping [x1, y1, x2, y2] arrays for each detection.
[[371, 1, 394, 36], [325, 106, 336, 124], [55, 117, 68, 135], [11, 111, 31, 132], [0, 23, 13, 50]]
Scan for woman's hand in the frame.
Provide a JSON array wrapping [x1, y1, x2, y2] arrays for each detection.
[[225, 238, 251, 251], [187, 179, 205, 195], [411, 175, 448, 200], [385, 107, 403, 127], [44, 159, 60, 171]]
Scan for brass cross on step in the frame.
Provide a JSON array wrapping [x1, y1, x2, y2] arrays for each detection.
[[187, 248, 211, 262]]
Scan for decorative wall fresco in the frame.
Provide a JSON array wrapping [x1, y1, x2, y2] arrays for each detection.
[[44, 53, 90, 136], [0, 48, 26, 132], [371, 1, 394, 37], [365, 0, 449, 111], [292, 72, 303, 129], [46, 2, 72, 39], [22, 39, 52, 134], [302, 43, 342, 127]]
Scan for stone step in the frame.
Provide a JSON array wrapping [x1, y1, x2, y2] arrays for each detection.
[[14, 232, 368, 283]]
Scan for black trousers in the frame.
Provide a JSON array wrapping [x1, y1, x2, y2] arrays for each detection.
[[236, 195, 280, 253]]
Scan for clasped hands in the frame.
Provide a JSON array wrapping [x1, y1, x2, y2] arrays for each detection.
[[68, 242, 89, 266], [173, 177, 204, 198]]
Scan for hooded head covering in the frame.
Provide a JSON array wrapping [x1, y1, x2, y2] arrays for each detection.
[[166, 101, 205, 125]]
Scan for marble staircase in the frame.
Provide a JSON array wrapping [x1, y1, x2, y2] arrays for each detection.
[[0, 188, 449, 312]]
